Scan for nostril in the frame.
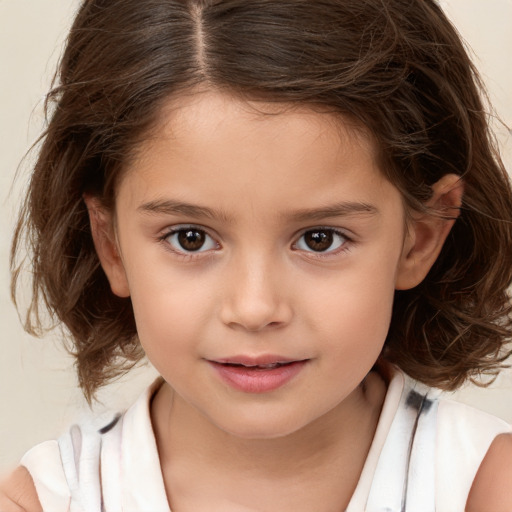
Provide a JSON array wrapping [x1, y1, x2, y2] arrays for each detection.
[[223, 318, 287, 332], [219, 291, 293, 332]]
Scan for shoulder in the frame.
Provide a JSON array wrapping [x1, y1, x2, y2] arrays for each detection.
[[466, 433, 512, 511], [18, 439, 71, 510], [432, 395, 512, 510], [0, 466, 42, 512], [437, 397, 511, 448]]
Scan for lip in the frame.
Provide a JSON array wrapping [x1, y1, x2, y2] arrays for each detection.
[[214, 354, 301, 366], [208, 355, 309, 393]]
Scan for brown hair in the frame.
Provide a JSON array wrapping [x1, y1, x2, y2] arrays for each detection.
[[12, 0, 512, 401]]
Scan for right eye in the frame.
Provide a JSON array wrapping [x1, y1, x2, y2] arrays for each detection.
[[164, 226, 218, 253], [294, 228, 348, 253]]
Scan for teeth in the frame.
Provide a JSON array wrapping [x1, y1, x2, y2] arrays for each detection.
[[242, 362, 282, 369], [222, 361, 293, 369]]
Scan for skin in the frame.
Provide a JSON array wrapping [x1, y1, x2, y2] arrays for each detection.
[[3, 441, 511, 511], [0, 467, 42, 512], [2, 90, 509, 510], [109, 92, 415, 446], [89, 90, 461, 510]]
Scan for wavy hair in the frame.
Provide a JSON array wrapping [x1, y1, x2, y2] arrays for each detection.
[[12, 0, 512, 401]]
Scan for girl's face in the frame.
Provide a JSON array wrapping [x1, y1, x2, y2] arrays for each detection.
[[97, 91, 421, 439]]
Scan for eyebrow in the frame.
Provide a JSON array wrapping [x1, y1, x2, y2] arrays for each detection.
[[138, 199, 378, 222], [286, 202, 379, 222], [138, 199, 232, 222]]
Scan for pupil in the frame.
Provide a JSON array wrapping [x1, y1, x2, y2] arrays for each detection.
[[305, 230, 333, 252], [178, 229, 205, 251]]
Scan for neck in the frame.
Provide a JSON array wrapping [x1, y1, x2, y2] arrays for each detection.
[[151, 372, 386, 512]]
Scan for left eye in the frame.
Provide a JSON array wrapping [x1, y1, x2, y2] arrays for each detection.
[[295, 229, 347, 253], [165, 227, 218, 253]]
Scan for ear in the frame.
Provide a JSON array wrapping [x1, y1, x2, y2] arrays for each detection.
[[395, 174, 464, 290], [84, 195, 130, 298]]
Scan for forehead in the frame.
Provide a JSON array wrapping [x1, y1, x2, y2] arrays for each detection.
[[131, 89, 376, 168], [118, 90, 402, 221]]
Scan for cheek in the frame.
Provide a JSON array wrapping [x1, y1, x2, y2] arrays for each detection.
[[320, 288, 393, 361], [315, 290, 393, 391], [310, 261, 396, 329], [305, 256, 399, 363], [123, 260, 213, 355]]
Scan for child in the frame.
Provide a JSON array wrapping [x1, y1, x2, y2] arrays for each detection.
[[2, 0, 512, 510]]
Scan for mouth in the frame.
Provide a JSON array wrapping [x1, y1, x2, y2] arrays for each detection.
[[218, 361, 299, 370], [208, 356, 309, 393], [212, 355, 306, 367]]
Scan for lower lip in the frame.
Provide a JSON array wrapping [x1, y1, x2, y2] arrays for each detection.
[[209, 361, 308, 393]]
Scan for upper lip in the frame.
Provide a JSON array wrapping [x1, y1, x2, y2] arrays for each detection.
[[210, 355, 307, 367]]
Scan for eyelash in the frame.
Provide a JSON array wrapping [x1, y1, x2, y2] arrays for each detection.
[[292, 227, 352, 258], [159, 225, 219, 259], [158, 225, 353, 259]]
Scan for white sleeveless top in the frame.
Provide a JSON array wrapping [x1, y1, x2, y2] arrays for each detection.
[[21, 370, 511, 511]]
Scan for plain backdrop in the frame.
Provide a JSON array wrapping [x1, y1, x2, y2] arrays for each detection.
[[1, 0, 511, 474]]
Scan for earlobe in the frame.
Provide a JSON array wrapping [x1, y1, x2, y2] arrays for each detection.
[[395, 174, 464, 290], [84, 195, 130, 298]]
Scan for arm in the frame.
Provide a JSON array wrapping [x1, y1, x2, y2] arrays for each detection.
[[466, 433, 512, 511], [0, 466, 42, 512]]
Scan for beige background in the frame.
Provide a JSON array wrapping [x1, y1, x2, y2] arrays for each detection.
[[1, 0, 511, 474]]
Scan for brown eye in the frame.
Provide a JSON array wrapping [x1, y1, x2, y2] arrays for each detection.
[[178, 229, 206, 251], [296, 229, 346, 253], [166, 227, 217, 253], [304, 230, 333, 251]]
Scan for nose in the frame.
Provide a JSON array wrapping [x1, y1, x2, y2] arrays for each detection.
[[219, 253, 293, 332]]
